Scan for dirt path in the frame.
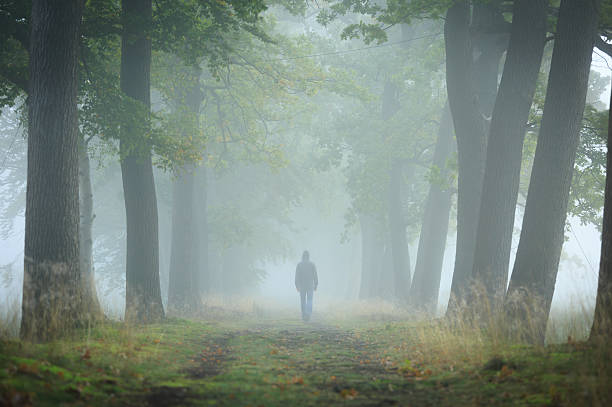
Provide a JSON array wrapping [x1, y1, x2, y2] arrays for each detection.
[[149, 320, 442, 406], [4, 316, 596, 406]]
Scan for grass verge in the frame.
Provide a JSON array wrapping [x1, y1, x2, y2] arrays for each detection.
[[0, 313, 610, 406]]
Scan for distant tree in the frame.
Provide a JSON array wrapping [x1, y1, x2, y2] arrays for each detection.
[[166, 65, 204, 314], [383, 80, 412, 303], [410, 102, 455, 314], [20, 0, 85, 341], [78, 137, 102, 320], [506, 0, 601, 344], [0, 1, 29, 103], [157, 0, 268, 313]]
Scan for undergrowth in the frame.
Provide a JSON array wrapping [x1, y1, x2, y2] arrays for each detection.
[[0, 300, 610, 406]]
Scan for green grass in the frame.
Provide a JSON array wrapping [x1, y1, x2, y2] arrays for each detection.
[[1, 314, 611, 406]]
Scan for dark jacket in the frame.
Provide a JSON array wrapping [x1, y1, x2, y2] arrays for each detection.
[[295, 260, 318, 292]]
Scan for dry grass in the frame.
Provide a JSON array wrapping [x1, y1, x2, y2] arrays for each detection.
[[0, 299, 20, 339], [1, 296, 611, 406]]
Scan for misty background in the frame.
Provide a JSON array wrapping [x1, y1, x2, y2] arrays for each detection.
[[0, 3, 610, 320]]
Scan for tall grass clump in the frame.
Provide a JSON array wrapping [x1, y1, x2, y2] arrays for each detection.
[[0, 299, 20, 339]]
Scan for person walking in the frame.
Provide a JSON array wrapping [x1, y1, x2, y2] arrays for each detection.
[[295, 250, 318, 321]]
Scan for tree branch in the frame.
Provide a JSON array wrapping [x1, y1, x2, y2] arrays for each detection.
[[0, 68, 28, 94], [595, 35, 612, 58]]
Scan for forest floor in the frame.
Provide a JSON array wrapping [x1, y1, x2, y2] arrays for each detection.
[[1, 309, 611, 406]]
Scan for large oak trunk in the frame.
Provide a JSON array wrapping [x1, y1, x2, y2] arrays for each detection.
[[444, 2, 488, 314], [591, 87, 612, 341], [471, 0, 548, 310], [506, 0, 600, 344], [120, 0, 164, 323], [21, 0, 85, 341], [445, 1, 506, 316], [410, 103, 454, 314]]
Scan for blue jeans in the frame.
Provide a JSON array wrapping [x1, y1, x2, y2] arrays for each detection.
[[299, 290, 313, 320]]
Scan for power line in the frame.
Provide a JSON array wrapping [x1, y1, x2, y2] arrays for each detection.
[[267, 32, 442, 62], [593, 49, 612, 71], [0, 122, 23, 173], [568, 222, 598, 277]]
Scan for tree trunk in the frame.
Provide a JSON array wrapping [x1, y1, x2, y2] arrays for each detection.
[[388, 160, 411, 302], [168, 166, 197, 313], [359, 214, 385, 299], [359, 214, 375, 299], [410, 103, 454, 314], [591, 86, 612, 341], [470, 0, 507, 118], [471, 0, 548, 310], [380, 233, 396, 298], [21, 0, 85, 341], [79, 138, 102, 320], [505, 0, 600, 344], [444, 2, 488, 314], [381, 79, 409, 302], [120, 0, 164, 323], [168, 69, 204, 314], [196, 164, 209, 294]]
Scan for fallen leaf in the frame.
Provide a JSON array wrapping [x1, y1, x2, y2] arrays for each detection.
[[340, 388, 358, 400]]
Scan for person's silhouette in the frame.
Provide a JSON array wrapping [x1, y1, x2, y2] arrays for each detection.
[[295, 250, 318, 321]]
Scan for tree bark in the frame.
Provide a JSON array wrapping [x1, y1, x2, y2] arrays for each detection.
[[410, 103, 454, 314], [21, 0, 85, 341], [168, 69, 204, 314], [471, 0, 548, 310], [79, 138, 102, 320], [591, 86, 612, 341], [470, 0, 508, 118], [506, 0, 600, 344], [444, 2, 488, 314], [120, 0, 164, 323]]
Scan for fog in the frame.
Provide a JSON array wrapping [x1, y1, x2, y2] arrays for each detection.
[[0, 1, 611, 336], [6, 2, 612, 405]]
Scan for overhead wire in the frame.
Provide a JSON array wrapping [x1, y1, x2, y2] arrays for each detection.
[[265, 32, 442, 62], [568, 222, 598, 278], [0, 121, 23, 173]]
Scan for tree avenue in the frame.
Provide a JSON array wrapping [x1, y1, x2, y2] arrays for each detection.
[[3, 0, 612, 403], [0, 0, 611, 378]]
